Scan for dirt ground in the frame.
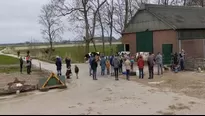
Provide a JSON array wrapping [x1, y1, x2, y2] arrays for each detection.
[[0, 68, 49, 90], [120, 67, 205, 100], [1, 60, 205, 115]]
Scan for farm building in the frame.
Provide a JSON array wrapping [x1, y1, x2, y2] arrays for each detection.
[[121, 4, 205, 64]]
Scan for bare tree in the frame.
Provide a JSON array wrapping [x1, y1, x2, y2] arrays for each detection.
[[39, 3, 64, 58], [97, 1, 106, 54], [186, 0, 204, 6], [52, 0, 106, 53]]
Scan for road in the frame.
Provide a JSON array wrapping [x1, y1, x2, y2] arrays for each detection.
[[0, 53, 205, 114]]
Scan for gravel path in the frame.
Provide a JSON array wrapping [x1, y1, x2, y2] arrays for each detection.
[[0, 51, 205, 115]]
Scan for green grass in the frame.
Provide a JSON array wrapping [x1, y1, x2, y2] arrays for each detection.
[[15, 45, 117, 63], [0, 55, 19, 65], [0, 47, 5, 51], [0, 66, 26, 73]]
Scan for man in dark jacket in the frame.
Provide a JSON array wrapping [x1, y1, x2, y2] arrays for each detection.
[[55, 56, 62, 76], [65, 57, 71, 68], [91, 56, 98, 80], [147, 53, 155, 79], [89, 55, 94, 76], [113, 55, 120, 80], [19, 57, 23, 74], [26, 55, 32, 75], [110, 55, 114, 75]]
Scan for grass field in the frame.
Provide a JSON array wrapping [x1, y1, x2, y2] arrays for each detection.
[[0, 47, 5, 51], [13, 45, 117, 63], [0, 55, 19, 65]]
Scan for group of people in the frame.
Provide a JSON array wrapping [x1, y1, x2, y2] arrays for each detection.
[[19, 55, 32, 74], [88, 53, 139, 81], [171, 49, 186, 72], [87, 51, 167, 81], [55, 56, 79, 79]]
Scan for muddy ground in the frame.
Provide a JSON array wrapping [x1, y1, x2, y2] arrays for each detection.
[[0, 68, 49, 90], [120, 69, 205, 99]]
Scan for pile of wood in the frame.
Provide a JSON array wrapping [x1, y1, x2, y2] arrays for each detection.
[[0, 78, 36, 96]]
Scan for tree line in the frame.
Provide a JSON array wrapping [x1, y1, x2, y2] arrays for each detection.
[[38, 0, 205, 58]]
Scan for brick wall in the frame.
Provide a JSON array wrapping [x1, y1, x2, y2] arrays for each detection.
[[153, 30, 178, 54], [121, 33, 136, 55], [181, 39, 204, 58]]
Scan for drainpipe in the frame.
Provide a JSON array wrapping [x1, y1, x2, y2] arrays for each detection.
[[177, 31, 181, 52]]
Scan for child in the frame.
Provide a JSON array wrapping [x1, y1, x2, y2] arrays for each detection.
[[106, 59, 110, 75], [130, 56, 135, 72], [74, 65, 79, 79], [137, 55, 144, 79], [66, 66, 72, 79]]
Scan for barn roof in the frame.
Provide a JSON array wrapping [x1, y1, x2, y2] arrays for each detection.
[[124, 4, 205, 32]]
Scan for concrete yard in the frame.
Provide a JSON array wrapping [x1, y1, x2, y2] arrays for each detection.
[[0, 59, 205, 115]]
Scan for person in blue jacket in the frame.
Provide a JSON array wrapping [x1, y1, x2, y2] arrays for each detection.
[[100, 56, 106, 76], [89, 54, 94, 76], [55, 56, 62, 76]]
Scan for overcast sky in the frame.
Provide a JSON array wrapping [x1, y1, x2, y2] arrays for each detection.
[[0, 0, 120, 44], [0, 0, 80, 44]]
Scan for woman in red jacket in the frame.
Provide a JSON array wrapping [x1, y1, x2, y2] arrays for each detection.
[[137, 55, 144, 79]]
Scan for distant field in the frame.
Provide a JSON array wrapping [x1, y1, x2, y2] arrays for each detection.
[[13, 44, 117, 63], [0, 47, 5, 51], [0, 55, 19, 65], [13, 42, 121, 50]]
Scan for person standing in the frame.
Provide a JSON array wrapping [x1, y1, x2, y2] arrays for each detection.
[[89, 55, 94, 76], [106, 59, 110, 75], [124, 57, 131, 80], [91, 56, 98, 80], [147, 53, 155, 79], [180, 49, 185, 71], [179, 53, 185, 71], [100, 56, 106, 76], [19, 56, 23, 74], [65, 56, 71, 68], [137, 55, 144, 79], [130, 56, 134, 72], [110, 55, 114, 76], [113, 55, 120, 81], [155, 52, 163, 75], [55, 56, 62, 76], [25, 55, 32, 75], [119, 57, 123, 73], [74, 65, 79, 79]]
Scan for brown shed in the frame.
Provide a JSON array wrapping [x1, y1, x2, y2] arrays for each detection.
[[122, 4, 205, 64]]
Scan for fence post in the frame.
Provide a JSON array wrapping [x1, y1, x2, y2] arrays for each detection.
[[39, 62, 41, 71]]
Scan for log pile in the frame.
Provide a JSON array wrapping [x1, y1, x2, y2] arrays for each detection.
[[0, 78, 36, 96]]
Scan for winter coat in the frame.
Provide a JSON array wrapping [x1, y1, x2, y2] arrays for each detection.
[[106, 60, 110, 69], [155, 54, 163, 64], [137, 58, 144, 69], [55, 58, 62, 70], [147, 55, 154, 67], [20, 58, 23, 66], [110, 56, 114, 66], [113, 57, 120, 68], [124, 59, 131, 70], [65, 58, 71, 67], [75, 66, 79, 73], [91, 59, 98, 71], [100, 57, 106, 70]]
